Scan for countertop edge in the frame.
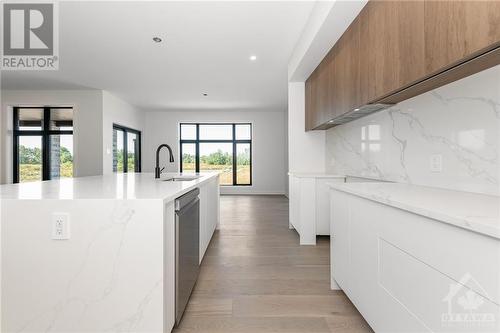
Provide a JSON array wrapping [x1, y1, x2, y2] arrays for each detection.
[[288, 172, 346, 179], [161, 173, 219, 203], [0, 172, 220, 201], [326, 182, 500, 240]]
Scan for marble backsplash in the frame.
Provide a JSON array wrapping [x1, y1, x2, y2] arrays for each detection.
[[326, 65, 500, 196]]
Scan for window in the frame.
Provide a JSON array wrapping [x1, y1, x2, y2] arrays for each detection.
[[180, 123, 252, 186], [13, 107, 74, 183], [113, 124, 141, 173]]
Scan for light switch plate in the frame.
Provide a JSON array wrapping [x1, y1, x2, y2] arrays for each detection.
[[430, 154, 443, 173], [52, 213, 70, 240]]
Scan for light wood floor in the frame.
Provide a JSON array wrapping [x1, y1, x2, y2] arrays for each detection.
[[174, 195, 373, 333]]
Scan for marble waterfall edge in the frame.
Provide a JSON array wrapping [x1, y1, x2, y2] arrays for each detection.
[[1, 199, 165, 332]]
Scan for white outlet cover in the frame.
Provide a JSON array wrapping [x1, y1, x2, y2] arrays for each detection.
[[52, 213, 70, 240], [430, 154, 443, 173]]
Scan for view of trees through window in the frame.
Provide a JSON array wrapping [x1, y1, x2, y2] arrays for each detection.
[[114, 149, 137, 172], [180, 123, 252, 185], [182, 147, 251, 184], [19, 144, 73, 182], [113, 125, 141, 173]]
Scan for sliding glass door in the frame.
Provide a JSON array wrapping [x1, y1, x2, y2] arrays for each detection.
[[113, 124, 141, 173]]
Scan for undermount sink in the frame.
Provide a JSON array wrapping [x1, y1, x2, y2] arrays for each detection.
[[163, 176, 200, 182]]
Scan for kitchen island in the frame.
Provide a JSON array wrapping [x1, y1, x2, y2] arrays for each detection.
[[0, 172, 220, 333]]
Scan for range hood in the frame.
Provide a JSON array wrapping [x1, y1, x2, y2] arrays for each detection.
[[315, 103, 394, 129]]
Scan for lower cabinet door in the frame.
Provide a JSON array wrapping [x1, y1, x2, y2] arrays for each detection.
[[330, 190, 350, 291]]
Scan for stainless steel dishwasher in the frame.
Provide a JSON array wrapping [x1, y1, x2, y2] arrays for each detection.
[[175, 188, 200, 325]]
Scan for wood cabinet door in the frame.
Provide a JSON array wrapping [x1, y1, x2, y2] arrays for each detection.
[[331, 17, 361, 118], [425, 0, 500, 75], [305, 52, 333, 130], [304, 74, 315, 131], [359, 0, 425, 103], [316, 54, 333, 125]]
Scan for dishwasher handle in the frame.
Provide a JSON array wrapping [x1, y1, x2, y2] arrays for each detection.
[[175, 188, 200, 211]]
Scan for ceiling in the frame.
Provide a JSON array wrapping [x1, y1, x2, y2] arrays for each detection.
[[2, 1, 315, 111]]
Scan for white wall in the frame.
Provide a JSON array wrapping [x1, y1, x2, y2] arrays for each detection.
[[143, 109, 287, 195], [0, 90, 104, 183], [287, 82, 325, 174], [288, 0, 367, 81], [286, 0, 366, 179], [102, 91, 145, 174]]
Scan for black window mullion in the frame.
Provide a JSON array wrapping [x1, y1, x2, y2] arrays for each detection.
[[123, 130, 128, 173], [232, 124, 237, 185], [179, 142, 184, 172], [249, 142, 253, 185], [137, 132, 141, 172], [195, 124, 200, 173], [13, 107, 19, 183], [42, 107, 51, 181]]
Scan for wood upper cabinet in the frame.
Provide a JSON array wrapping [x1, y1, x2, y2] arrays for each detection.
[[304, 71, 316, 131], [305, 51, 334, 130], [305, 0, 500, 131], [306, 18, 360, 130], [424, 1, 500, 75], [359, 0, 425, 103], [331, 17, 361, 118], [316, 53, 334, 125]]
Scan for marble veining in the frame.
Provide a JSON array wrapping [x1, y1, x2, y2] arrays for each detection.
[[326, 65, 500, 196], [2, 200, 165, 333]]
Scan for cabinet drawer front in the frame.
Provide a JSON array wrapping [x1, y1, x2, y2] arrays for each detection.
[[375, 203, 500, 305], [379, 238, 500, 332]]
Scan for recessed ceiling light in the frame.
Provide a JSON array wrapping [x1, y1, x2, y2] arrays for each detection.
[[152, 37, 162, 43], [249, 55, 257, 61]]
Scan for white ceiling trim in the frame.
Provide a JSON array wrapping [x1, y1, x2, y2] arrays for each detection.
[[288, 0, 368, 82]]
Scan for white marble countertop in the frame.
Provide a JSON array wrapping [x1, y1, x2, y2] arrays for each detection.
[[288, 171, 346, 179], [0, 172, 219, 202], [327, 182, 500, 240]]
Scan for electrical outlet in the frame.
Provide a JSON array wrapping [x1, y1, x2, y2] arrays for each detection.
[[430, 154, 443, 173], [52, 213, 70, 240]]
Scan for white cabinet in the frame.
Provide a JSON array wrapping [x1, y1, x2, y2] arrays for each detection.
[[198, 175, 220, 261], [329, 190, 350, 291], [330, 189, 500, 332], [288, 173, 345, 245]]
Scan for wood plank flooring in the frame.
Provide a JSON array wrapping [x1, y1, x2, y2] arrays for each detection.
[[173, 195, 373, 333]]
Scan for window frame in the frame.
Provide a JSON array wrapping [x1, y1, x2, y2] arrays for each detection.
[[113, 124, 142, 173], [13, 106, 74, 183], [179, 123, 252, 186]]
